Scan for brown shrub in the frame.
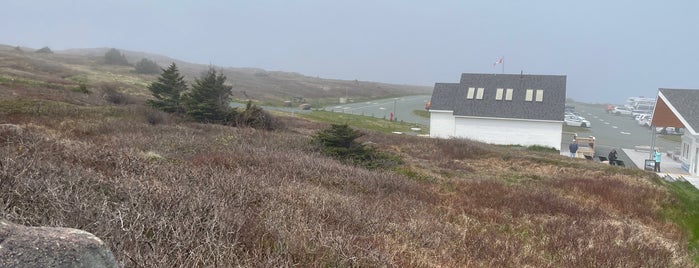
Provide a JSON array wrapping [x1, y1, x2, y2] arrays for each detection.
[[0, 109, 694, 267]]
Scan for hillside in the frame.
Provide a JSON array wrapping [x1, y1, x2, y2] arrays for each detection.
[[1, 44, 699, 267], [58, 47, 431, 104]]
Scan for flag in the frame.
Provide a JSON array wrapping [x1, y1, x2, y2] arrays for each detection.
[[493, 57, 503, 66]]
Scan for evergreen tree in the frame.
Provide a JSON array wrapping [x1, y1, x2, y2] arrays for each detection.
[[146, 63, 187, 114], [35, 46, 53, 53], [182, 68, 234, 123], [104, 48, 129, 65], [134, 58, 161, 74]]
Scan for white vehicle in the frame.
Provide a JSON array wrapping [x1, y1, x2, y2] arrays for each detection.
[[656, 127, 684, 135], [565, 115, 591, 128], [638, 116, 652, 128], [635, 113, 651, 123], [613, 106, 633, 116]]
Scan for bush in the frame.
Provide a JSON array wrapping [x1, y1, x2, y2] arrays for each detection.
[[313, 124, 401, 169], [104, 48, 130, 66], [527, 145, 559, 153], [35, 47, 53, 54], [140, 107, 167, 125], [101, 84, 136, 105], [71, 84, 90, 94], [235, 101, 281, 130], [134, 58, 161, 74]]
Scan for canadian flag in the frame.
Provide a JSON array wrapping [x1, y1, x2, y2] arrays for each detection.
[[493, 57, 503, 66]]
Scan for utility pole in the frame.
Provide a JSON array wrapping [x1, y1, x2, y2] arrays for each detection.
[[393, 98, 397, 122]]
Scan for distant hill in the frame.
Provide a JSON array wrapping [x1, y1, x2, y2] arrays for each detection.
[[55, 46, 432, 104]]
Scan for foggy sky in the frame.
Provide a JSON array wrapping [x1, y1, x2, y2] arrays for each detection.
[[2, 0, 698, 104]]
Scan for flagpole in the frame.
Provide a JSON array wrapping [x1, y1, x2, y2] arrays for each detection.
[[502, 56, 505, 74]]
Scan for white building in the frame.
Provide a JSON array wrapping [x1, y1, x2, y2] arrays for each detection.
[[429, 73, 567, 150], [651, 88, 699, 175]]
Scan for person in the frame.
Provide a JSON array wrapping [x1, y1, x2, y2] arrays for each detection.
[[568, 140, 578, 158], [608, 149, 618, 165], [653, 149, 662, 172]]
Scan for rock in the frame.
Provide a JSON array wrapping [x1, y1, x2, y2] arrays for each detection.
[[0, 219, 118, 268]]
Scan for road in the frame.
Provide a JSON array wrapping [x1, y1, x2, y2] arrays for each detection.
[[323, 95, 431, 126], [564, 102, 680, 164]]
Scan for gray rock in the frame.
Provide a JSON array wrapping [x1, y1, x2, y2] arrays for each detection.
[[0, 219, 118, 268]]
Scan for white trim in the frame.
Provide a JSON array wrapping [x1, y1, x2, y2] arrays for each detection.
[[453, 114, 563, 123], [428, 109, 453, 113], [658, 91, 697, 135]]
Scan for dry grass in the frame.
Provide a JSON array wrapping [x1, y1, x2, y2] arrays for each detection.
[[0, 100, 695, 267]]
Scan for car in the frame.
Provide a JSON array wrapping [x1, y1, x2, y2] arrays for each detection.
[[656, 127, 685, 135], [613, 106, 633, 116], [632, 109, 653, 118], [565, 115, 591, 128], [638, 115, 652, 127], [634, 113, 650, 121]]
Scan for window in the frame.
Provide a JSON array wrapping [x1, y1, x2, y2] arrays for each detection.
[[525, 89, 533, 101], [495, 88, 503, 100], [476, 88, 484, 99], [536, 89, 544, 102], [505, 88, 513, 101], [467, 87, 475, 99]]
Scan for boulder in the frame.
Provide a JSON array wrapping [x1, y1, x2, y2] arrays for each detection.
[[0, 219, 118, 268]]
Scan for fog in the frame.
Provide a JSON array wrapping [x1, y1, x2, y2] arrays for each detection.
[[2, 0, 698, 104]]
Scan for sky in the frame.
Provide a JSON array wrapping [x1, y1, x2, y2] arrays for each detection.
[[2, 0, 698, 104]]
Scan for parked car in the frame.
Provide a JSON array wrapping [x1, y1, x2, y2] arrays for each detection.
[[632, 109, 653, 118], [638, 115, 652, 127], [656, 127, 685, 135], [613, 106, 633, 116], [565, 115, 591, 128]]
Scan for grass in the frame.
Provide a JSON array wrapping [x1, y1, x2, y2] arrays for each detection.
[[660, 134, 682, 142], [563, 125, 591, 133], [298, 110, 429, 134], [412, 109, 429, 118], [661, 179, 699, 263]]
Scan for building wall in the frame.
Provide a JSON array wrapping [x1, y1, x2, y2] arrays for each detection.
[[452, 116, 563, 150], [683, 134, 699, 175], [429, 110, 455, 138]]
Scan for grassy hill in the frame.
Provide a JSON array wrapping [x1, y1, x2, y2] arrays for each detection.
[[1, 44, 699, 267], [58, 47, 432, 105]]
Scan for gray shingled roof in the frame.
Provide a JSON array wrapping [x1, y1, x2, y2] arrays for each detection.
[[430, 73, 567, 121], [659, 88, 699, 133]]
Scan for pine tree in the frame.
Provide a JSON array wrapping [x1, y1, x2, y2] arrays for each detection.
[[182, 68, 234, 123], [146, 63, 187, 114], [35, 46, 52, 53], [134, 58, 161, 74], [104, 48, 129, 65]]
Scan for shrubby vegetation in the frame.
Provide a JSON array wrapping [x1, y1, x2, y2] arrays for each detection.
[[146, 63, 279, 129], [2, 44, 698, 267], [102, 83, 136, 105], [134, 58, 161, 74], [104, 48, 129, 66], [35, 46, 53, 53], [313, 124, 401, 169]]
